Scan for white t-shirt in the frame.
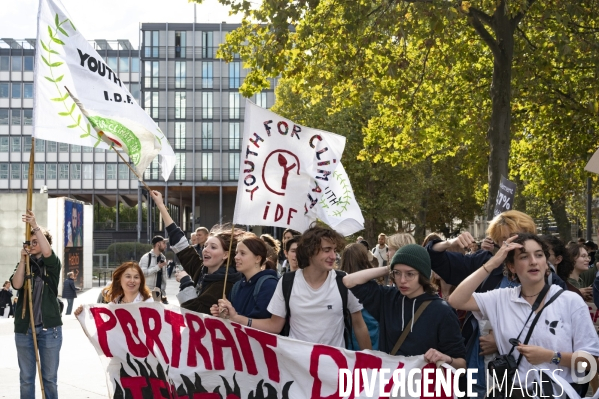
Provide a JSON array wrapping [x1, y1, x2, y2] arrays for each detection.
[[473, 285, 599, 384], [372, 245, 388, 267], [267, 269, 362, 348]]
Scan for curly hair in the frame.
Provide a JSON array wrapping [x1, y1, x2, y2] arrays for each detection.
[[541, 235, 573, 282], [504, 233, 550, 282], [31, 227, 53, 245], [296, 224, 345, 269], [260, 234, 281, 254], [103, 262, 151, 302]]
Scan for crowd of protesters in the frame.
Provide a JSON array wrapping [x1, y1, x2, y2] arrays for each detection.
[[9, 191, 599, 398]]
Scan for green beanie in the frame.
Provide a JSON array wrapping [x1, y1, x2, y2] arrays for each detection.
[[390, 244, 431, 279]]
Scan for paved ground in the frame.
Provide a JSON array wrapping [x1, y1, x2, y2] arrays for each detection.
[[0, 276, 181, 398]]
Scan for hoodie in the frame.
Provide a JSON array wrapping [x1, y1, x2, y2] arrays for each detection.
[[350, 280, 465, 358]]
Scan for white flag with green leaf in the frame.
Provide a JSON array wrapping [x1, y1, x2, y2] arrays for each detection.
[[33, 0, 175, 180]]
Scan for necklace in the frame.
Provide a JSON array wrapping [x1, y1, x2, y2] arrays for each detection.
[[521, 289, 543, 298]]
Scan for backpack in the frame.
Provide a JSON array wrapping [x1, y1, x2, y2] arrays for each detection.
[[280, 270, 354, 349], [229, 274, 278, 304]]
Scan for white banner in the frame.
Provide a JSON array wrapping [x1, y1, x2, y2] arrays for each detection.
[[234, 101, 346, 232], [315, 163, 364, 236], [78, 303, 459, 399], [34, 0, 175, 180]]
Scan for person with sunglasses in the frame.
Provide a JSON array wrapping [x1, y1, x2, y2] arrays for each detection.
[[343, 244, 466, 367]]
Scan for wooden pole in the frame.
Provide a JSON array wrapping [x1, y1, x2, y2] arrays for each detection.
[[23, 137, 46, 399], [221, 224, 236, 300]]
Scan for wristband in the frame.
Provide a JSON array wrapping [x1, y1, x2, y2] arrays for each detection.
[[482, 264, 490, 274], [448, 357, 453, 365], [247, 318, 252, 328], [32, 227, 40, 233]]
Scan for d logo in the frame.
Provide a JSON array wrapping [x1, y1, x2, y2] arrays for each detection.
[[571, 350, 597, 384]]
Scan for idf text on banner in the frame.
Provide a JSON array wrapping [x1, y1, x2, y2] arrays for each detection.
[[233, 101, 346, 232], [34, 0, 175, 180], [315, 163, 364, 236], [78, 303, 460, 399]]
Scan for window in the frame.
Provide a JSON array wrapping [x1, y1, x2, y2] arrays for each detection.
[[47, 141, 57, 152], [0, 83, 8, 98], [59, 143, 69, 152], [0, 164, 7, 179], [22, 164, 29, 179], [129, 83, 141, 103], [175, 61, 186, 88], [202, 153, 213, 180], [23, 109, 33, 125], [118, 164, 129, 179], [106, 164, 117, 179], [35, 164, 45, 179], [175, 153, 186, 180], [59, 164, 69, 179], [95, 164, 105, 179], [11, 56, 22, 71], [174, 122, 185, 149], [131, 57, 140, 73], [202, 92, 212, 119], [82, 164, 92, 179], [23, 83, 33, 98], [10, 137, 20, 152], [202, 32, 213, 58], [11, 164, 20, 179], [23, 137, 31, 152], [202, 62, 213, 88], [24, 56, 34, 71], [0, 56, 8, 71], [0, 137, 8, 152], [229, 92, 240, 119], [175, 31, 186, 58], [255, 92, 267, 108], [82, 145, 93, 153], [144, 91, 159, 119], [201, 122, 212, 149], [119, 57, 129, 73], [11, 83, 21, 98], [229, 62, 240, 89], [70, 164, 81, 179], [144, 61, 159, 88], [95, 147, 104, 153], [0, 109, 7, 125], [229, 123, 240, 150], [35, 139, 45, 152], [229, 153, 240, 180], [47, 164, 57, 179], [144, 158, 159, 180], [144, 30, 159, 57], [175, 92, 186, 119], [107, 57, 118, 72], [11, 110, 20, 125], [71, 144, 81, 153]]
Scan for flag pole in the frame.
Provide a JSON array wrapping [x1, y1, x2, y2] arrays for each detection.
[[110, 146, 153, 192], [222, 225, 236, 300], [23, 137, 46, 399]]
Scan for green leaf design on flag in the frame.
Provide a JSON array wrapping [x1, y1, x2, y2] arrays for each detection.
[[51, 93, 69, 101], [51, 37, 65, 46], [57, 26, 68, 37], [54, 14, 59, 28], [41, 56, 51, 67], [47, 26, 54, 39]]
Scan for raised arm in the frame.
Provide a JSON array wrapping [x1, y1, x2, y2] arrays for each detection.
[[23, 210, 52, 258], [343, 266, 389, 289], [448, 236, 521, 311], [151, 190, 175, 227], [213, 299, 286, 334]]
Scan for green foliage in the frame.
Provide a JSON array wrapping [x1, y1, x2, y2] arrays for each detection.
[[101, 242, 153, 265]]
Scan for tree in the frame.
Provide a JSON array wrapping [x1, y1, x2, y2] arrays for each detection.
[[203, 0, 599, 227]]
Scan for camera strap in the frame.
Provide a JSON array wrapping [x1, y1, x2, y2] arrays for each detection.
[[507, 284, 549, 357]]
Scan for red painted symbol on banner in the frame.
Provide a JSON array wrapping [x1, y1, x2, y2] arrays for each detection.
[[262, 150, 300, 196]]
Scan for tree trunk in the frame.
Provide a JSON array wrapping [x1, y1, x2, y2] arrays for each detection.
[[414, 158, 432, 244], [549, 198, 572, 242], [484, 4, 514, 220]]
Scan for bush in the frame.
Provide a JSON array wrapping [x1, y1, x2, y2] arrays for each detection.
[[104, 242, 153, 265]]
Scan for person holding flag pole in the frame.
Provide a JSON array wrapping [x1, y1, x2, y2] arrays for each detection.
[[9, 140, 61, 399]]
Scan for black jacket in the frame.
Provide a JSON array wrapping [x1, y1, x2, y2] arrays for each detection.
[[62, 277, 77, 299], [350, 280, 466, 359]]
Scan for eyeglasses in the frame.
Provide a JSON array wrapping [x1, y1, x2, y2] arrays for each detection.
[[390, 270, 418, 281]]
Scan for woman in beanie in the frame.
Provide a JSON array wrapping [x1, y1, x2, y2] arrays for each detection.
[[343, 244, 466, 367]]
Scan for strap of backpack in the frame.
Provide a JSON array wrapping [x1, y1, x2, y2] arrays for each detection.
[[334, 270, 354, 349], [390, 300, 432, 356], [230, 280, 241, 303], [253, 275, 278, 302], [280, 271, 296, 336]]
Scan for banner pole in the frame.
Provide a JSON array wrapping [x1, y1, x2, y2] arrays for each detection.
[[222, 224, 235, 300], [23, 138, 46, 399], [110, 146, 153, 192]]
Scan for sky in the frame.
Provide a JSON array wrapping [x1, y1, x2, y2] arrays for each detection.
[[0, 0, 244, 48]]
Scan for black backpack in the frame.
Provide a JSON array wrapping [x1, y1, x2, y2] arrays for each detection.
[[280, 270, 354, 349]]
